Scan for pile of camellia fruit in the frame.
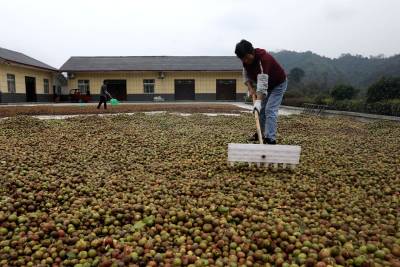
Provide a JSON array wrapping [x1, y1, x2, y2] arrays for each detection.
[[0, 114, 399, 267]]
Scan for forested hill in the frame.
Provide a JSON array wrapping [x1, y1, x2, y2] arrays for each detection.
[[271, 50, 400, 90]]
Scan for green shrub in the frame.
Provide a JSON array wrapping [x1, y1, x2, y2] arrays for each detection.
[[314, 95, 333, 105], [365, 99, 400, 116], [367, 77, 400, 103], [331, 84, 358, 101], [282, 96, 314, 107], [332, 99, 365, 112], [322, 97, 335, 106], [284, 90, 305, 99], [330, 99, 400, 116]]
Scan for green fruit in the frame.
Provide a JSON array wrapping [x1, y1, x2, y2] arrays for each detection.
[[391, 245, 400, 257], [319, 248, 331, 259], [194, 236, 202, 243], [354, 255, 366, 266], [366, 243, 377, 253], [33, 250, 44, 260], [75, 240, 88, 251], [78, 251, 88, 259], [330, 246, 340, 257], [303, 240, 312, 248], [338, 234, 347, 244], [17, 216, 28, 223], [88, 249, 97, 258], [8, 214, 17, 222], [130, 252, 139, 262], [173, 257, 182, 266], [374, 250, 385, 259], [0, 227, 8, 236], [218, 206, 229, 213], [177, 211, 186, 221], [203, 224, 212, 232], [143, 216, 155, 226], [199, 241, 208, 249], [133, 221, 146, 231], [359, 245, 368, 254], [67, 252, 77, 259], [154, 253, 164, 262]]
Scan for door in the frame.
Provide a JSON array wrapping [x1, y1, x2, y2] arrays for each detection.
[[25, 76, 37, 102], [104, 80, 127, 101], [216, 79, 236, 100], [175, 79, 195, 100]]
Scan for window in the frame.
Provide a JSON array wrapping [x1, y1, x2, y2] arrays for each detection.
[[44, 79, 49, 94], [143, 79, 155, 94], [7, 74, 16, 93], [78, 80, 90, 94]]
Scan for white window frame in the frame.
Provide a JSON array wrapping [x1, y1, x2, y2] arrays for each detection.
[[143, 79, 155, 94], [78, 80, 90, 94], [43, 79, 50, 94], [7, 74, 16, 93]]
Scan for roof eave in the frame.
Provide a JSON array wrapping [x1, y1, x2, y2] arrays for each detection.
[[1, 58, 58, 72], [60, 69, 242, 72]]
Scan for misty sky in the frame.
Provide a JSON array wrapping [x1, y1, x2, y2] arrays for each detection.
[[1, 0, 399, 68]]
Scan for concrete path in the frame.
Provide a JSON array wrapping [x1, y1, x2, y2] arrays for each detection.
[[2, 102, 397, 121], [233, 103, 301, 116], [0, 104, 299, 120], [0, 101, 303, 116], [22, 103, 298, 120], [0, 101, 246, 107], [30, 112, 241, 120], [0, 102, 301, 120]]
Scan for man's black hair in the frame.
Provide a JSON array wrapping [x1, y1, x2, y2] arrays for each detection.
[[235, 40, 254, 59]]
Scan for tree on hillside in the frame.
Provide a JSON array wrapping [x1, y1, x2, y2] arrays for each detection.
[[367, 77, 400, 103], [288, 68, 305, 83], [331, 84, 358, 101], [274, 51, 400, 90]]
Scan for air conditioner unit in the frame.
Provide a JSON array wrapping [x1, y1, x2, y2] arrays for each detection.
[[68, 73, 75, 79], [158, 71, 165, 79]]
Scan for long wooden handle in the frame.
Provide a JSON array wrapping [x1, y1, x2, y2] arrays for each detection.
[[252, 95, 264, 144]]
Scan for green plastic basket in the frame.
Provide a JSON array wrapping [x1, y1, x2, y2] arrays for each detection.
[[108, 98, 120, 106]]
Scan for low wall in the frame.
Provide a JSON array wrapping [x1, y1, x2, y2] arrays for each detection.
[[281, 105, 400, 122]]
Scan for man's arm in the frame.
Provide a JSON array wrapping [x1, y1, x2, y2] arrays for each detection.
[[243, 68, 263, 112], [104, 88, 112, 98], [255, 52, 273, 100], [260, 51, 273, 75], [243, 68, 256, 97]]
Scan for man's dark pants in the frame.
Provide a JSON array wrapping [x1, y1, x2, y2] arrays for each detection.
[[97, 96, 107, 109]]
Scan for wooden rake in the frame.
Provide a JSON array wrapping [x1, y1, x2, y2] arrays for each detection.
[[228, 96, 301, 170]]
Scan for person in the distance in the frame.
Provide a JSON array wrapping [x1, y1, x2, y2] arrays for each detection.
[[97, 81, 112, 109]]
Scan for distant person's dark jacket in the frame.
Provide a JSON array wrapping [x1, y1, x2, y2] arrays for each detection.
[[100, 84, 110, 97]]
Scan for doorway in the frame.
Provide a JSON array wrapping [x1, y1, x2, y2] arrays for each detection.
[[174, 79, 195, 100], [104, 80, 127, 101], [25, 76, 37, 102]]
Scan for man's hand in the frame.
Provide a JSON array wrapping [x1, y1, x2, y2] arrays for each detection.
[[253, 99, 262, 114], [248, 88, 256, 97], [246, 82, 255, 97]]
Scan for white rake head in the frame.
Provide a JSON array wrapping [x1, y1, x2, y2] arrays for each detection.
[[228, 143, 301, 169]]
